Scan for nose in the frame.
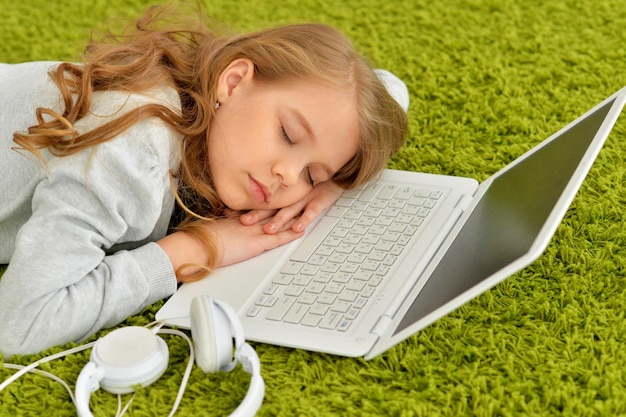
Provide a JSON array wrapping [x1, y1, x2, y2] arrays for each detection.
[[273, 159, 304, 187]]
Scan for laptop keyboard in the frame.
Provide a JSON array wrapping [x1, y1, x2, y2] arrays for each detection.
[[245, 181, 444, 332]]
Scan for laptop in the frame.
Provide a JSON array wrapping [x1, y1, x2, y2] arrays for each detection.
[[157, 87, 626, 360]]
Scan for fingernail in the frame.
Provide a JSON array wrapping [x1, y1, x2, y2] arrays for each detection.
[[265, 223, 276, 233]]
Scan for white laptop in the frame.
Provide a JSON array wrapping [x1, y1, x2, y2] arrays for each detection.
[[157, 88, 626, 360]]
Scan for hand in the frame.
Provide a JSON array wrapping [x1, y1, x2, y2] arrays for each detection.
[[240, 181, 343, 234], [158, 216, 304, 278], [206, 216, 304, 267]]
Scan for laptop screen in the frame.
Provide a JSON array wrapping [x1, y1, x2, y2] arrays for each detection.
[[394, 99, 614, 335]]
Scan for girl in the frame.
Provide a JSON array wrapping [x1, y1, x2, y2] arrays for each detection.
[[0, 4, 408, 355]]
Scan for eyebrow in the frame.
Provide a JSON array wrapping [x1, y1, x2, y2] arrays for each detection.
[[292, 108, 315, 142], [291, 108, 335, 178]]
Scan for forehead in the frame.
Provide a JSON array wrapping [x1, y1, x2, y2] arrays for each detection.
[[274, 78, 360, 165]]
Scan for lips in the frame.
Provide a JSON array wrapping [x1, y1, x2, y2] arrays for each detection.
[[249, 175, 271, 204]]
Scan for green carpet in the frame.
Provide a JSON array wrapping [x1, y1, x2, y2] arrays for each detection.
[[2, 0, 626, 416]]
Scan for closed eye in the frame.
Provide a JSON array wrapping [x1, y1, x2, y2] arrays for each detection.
[[281, 127, 294, 145], [282, 126, 314, 187]]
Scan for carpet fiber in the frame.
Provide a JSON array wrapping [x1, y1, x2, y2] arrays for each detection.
[[2, 0, 626, 416]]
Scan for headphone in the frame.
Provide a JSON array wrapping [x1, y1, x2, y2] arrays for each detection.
[[74, 295, 265, 417]]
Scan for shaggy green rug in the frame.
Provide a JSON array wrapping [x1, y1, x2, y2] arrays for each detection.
[[2, 0, 626, 416]]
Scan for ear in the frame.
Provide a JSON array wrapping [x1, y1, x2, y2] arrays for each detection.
[[216, 58, 255, 103]]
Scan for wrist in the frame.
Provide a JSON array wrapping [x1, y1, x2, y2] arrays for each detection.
[[157, 231, 210, 278]]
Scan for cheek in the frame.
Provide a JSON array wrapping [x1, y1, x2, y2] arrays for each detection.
[[270, 185, 311, 209]]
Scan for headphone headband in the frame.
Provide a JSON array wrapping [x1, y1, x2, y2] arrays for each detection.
[[74, 296, 264, 417]]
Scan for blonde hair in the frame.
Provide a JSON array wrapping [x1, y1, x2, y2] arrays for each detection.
[[13, 3, 408, 281]]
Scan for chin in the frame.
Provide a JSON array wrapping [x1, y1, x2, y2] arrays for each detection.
[[220, 197, 252, 212]]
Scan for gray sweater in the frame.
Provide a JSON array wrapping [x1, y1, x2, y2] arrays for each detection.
[[0, 62, 182, 355]]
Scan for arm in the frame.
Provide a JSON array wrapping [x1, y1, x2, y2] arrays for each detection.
[[158, 216, 304, 274], [0, 120, 178, 356]]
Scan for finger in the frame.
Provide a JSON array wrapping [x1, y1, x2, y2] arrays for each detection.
[[240, 209, 278, 225], [260, 228, 304, 251], [263, 202, 307, 234], [291, 198, 328, 232]]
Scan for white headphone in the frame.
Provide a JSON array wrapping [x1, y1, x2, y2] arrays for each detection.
[[75, 295, 265, 417]]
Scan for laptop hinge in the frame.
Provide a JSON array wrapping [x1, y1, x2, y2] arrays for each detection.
[[456, 192, 473, 211], [371, 314, 393, 338]]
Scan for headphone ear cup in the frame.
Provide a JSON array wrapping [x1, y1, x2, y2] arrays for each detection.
[[88, 326, 169, 394], [190, 295, 235, 373]]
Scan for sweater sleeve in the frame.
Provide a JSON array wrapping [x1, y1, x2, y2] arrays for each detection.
[[0, 115, 180, 356]]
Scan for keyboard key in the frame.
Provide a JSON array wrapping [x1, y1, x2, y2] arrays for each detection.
[[273, 274, 294, 285], [284, 303, 309, 324], [362, 287, 376, 298], [388, 199, 406, 209], [320, 262, 341, 273], [331, 301, 351, 313], [306, 283, 325, 294], [246, 306, 262, 317], [312, 272, 333, 283], [266, 297, 296, 321], [339, 262, 359, 273], [370, 199, 388, 209], [338, 290, 359, 302], [310, 304, 330, 315], [319, 312, 342, 329], [346, 280, 366, 292], [281, 261, 304, 275], [343, 234, 362, 245], [335, 197, 355, 207], [326, 283, 345, 294], [408, 196, 426, 206], [285, 286, 304, 297], [382, 208, 401, 218], [352, 201, 370, 211], [290, 216, 339, 262], [301, 265, 320, 275], [396, 187, 414, 199], [337, 319, 352, 332], [319, 294, 337, 304], [361, 260, 381, 271], [358, 183, 383, 202], [354, 297, 368, 309], [345, 308, 360, 320], [361, 235, 380, 245], [264, 285, 279, 295], [327, 206, 348, 217], [345, 210, 363, 220], [342, 188, 361, 198], [302, 314, 322, 327], [369, 276, 383, 287], [330, 227, 350, 238], [316, 246, 334, 257], [255, 295, 278, 307], [424, 198, 438, 208], [299, 293, 318, 304], [333, 272, 352, 284], [329, 253, 348, 263], [353, 270, 373, 281], [335, 244, 355, 254], [293, 275, 313, 286], [378, 184, 398, 200]]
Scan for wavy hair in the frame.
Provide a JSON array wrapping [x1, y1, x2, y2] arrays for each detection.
[[13, 3, 408, 281]]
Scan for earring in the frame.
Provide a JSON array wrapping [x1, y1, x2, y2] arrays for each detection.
[[215, 102, 221, 110]]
